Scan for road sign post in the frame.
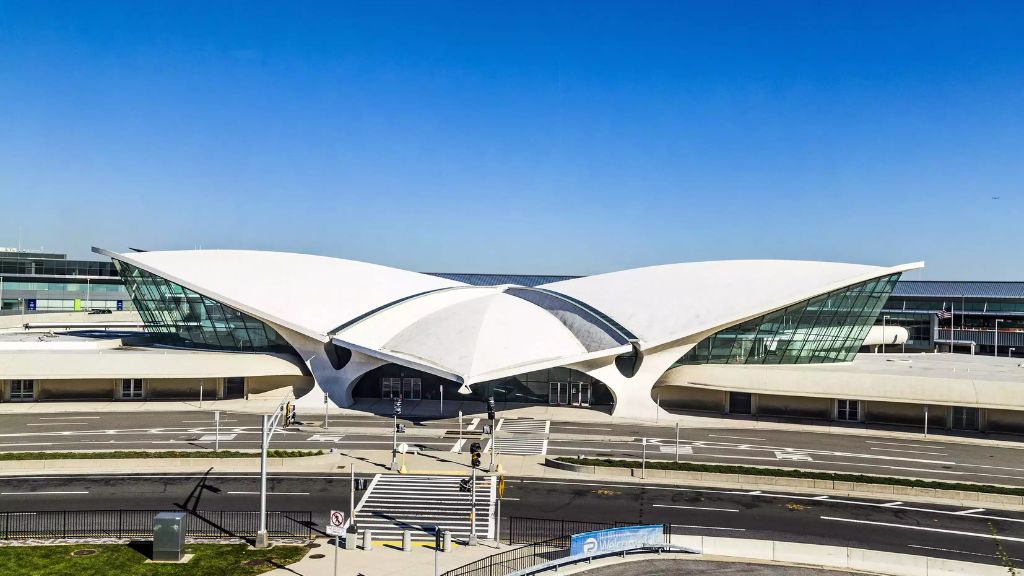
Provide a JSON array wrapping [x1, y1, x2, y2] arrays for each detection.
[[327, 510, 347, 576], [214, 411, 220, 452], [674, 421, 679, 463], [398, 442, 409, 474], [496, 475, 505, 544], [458, 410, 463, 440], [323, 393, 329, 429], [469, 466, 477, 545], [641, 437, 647, 480]]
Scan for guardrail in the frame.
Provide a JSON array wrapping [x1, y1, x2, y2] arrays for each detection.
[[0, 509, 313, 541], [447, 523, 682, 576], [505, 516, 639, 545]]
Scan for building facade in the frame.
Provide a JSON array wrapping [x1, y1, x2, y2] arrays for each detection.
[[0, 248, 131, 315]]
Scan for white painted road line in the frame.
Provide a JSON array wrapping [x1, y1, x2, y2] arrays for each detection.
[[555, 426, 614, 431], [183, 420, 238, 423], [26, 423, 93, 426], [2, 491, 89, 495], [38, 416, 101, 420], [870, 448, 947, 456], [820, 516, 1024, 543], [708, 435, 765, 441], [198, 434, 237, 441], [450, 438, 467, 453], [226, 491, 310, 495], [907, 544, 1023, 562], [466, 418, 480, 431], [673, 525, 746, 531], [865, 440, 943, 448], [653, 504, 738, 512], [956, 508, 987, 515], [880, 501, 903, 507]]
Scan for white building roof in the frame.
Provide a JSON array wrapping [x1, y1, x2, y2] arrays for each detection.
[[540, 260, 924, 348]]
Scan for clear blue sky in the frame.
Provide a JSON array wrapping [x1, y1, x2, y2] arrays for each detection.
[[1, 2, 1021, 279]]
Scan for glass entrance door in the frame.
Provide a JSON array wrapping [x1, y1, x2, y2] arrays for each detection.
[[570, 382, 591, 407], [402, 377, 422, 400], [549, 382, 569, 405]]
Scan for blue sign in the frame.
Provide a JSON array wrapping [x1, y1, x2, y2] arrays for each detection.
[[116, 300, 124, 311], [26, 299, 36, 311], [569, 525, 663, 557]]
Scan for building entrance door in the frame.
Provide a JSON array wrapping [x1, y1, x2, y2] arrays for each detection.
[[570, 382, 591, 407], [549, 382, 569, 405], [223, 377, 245, 399], [728, 392, 753, 415], [402, 377, 422, 400]]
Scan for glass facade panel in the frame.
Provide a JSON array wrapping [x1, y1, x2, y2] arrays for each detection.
[[113, 260, 295, 354], [675, 273, 902, 366]]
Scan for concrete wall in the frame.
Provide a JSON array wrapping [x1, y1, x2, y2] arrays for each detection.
[[37, 378, 114, 400], [145, 378, 209, 399], [986, 408, 1024, 434], [865, 401, 947, 428], [757, 394, 830, 419], [653, 385, 725, 413], [247, 375, 314, 398]]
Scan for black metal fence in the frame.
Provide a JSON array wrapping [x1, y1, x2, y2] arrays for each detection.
[[0, 510, 313, 541], [504, 516, 640, 545], [443, 535, 570, 576]]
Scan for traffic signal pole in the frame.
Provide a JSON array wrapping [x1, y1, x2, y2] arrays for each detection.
[[468, 465, 478, 546], [256, 398, 288, 548]]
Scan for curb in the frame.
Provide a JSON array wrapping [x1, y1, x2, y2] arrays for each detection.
[[543, 458, 1024, 509]]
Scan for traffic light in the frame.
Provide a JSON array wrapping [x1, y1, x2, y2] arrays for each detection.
[[393, 394, 402, 416], [396, 423, 406, 433], [487, 396, 496, 421], [458, 478, 471, 492], [470, 441, 482, 468]]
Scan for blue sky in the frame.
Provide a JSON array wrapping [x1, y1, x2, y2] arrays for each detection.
[[1, 2, 1021, 279]]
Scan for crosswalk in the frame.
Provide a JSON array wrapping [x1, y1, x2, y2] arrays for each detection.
[[657, 444, 693, 455], [488, 419, 549, 455], [775, 451, 813, 461], [354, 474, 495, 542]]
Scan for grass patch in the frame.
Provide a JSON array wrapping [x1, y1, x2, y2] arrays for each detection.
[[556, 457, 1024, 497], [0, 543, 307, 576], [0, 450, 323, 461]]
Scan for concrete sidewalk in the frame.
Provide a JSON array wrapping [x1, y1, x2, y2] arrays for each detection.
[[263, 537, 507, 576]]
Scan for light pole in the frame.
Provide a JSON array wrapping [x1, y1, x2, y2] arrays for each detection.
[[995, 319, 1003, 357], [390, 394, 402, 471], [882, 315, 890, 354], [256, 398, 289, 548], [0, 275, 4, 315], [323, 393, 329, 429]]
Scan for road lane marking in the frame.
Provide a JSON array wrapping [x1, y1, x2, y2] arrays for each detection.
[[38, 417, 101, 420], [813, 495, 830, 500], [820, 516, 1024, 542], [226, 491, 310, 495], [708, 435, 765, 441], [1, 491, 89, 495], [183, 420, 238, 423], [450, 438, 467, 453], [466, 418, 480, 431], [555, 426, 614, 430], [653, 504, 738, 512], [26, 423, 93, 426], [672, 525, 745, 531], [907, 544, 1023, 562], [956, 508, 986, 515], [870, 448, 947, 455], [865, 441, 944, 448], [880, 501, 903, 507]]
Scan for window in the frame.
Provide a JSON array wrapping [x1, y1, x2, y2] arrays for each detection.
[[951, 407, 980, 431], [728, 392, 753, 415], [121, 379, 144, 399], [10, 380, 34, 401], [674, 274, 902, 367], [836, 399, 860, 422], [381, 377, 401, 399]]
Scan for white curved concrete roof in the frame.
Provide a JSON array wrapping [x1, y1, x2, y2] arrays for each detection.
[[540, 260, 923, 348], [333, 286, 630, 384], [94, 248, 464, 341]]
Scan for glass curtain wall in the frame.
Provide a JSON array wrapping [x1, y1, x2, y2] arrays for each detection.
[[676, 273, 901, 366], [113, 260, 294, 354]]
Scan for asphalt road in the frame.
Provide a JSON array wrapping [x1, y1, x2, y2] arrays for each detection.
[[1, 411, 1023, 486], [0, 473, 1022, 567]]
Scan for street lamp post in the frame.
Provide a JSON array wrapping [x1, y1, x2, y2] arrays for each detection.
[[256, 398, 289, 548], [995, 319, 1003, 357]]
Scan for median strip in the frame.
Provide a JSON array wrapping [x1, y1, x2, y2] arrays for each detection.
[[554, 456, 1024, 498], [0, 449, 324, 461]]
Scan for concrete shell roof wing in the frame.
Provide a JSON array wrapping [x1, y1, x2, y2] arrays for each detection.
[[93, 248, 465, 341], [540, 260, 924, 348]]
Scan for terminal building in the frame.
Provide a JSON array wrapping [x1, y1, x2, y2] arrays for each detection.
[[0, 248, 1022, 435]]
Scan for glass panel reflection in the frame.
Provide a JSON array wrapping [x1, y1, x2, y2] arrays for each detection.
[[675, 273, 901, 366], [113, 260, 294, 354]]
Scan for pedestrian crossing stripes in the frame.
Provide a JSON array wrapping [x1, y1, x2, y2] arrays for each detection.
[[657, 445, 693, 455], [487, 418, 549, 455], [775, 451, 813, 461], [354, 474, 495, 542]]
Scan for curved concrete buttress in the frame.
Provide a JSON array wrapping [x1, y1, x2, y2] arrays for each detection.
[[272, 325, 385, 408]]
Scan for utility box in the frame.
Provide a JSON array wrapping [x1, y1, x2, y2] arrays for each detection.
[[153, 512, 187, 562]]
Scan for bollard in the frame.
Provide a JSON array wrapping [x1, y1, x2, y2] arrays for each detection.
[[344, 527, 357, 550], [442, 530, 452, 552], [402, 530, 412, 551], [363, 528, 373, 550]]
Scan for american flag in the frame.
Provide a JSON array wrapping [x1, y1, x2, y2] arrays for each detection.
[[937, 305, 952, 320]]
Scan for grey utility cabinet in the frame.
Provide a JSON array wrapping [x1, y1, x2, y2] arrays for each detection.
[[153, 512, 187, 561]]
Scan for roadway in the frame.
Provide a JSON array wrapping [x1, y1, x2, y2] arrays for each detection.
[[0, 411, 1022, 486], [0, 473, 1022, 567]]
